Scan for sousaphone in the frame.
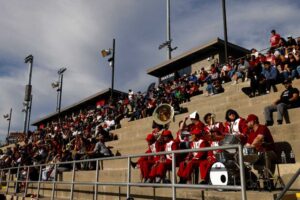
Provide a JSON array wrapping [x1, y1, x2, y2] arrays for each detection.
[[152, 103, 175, 125]]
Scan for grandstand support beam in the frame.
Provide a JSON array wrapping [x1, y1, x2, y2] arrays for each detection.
[[4, 108, 12, 144], [27, 95, 32, 133], [222, 0, 229, 63], [23, 55, 34, 136], [111, 38, 115, 100], [167, 0, 171, 59], [101, 39, 115, 100]]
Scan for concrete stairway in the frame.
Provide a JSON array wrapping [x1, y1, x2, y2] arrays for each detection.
[[2, 79, 300, 200]]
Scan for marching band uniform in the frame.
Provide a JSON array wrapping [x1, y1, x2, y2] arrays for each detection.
[[224, 109, 248, 144], [149, 130, 178, 183], [199, 114, 227, 182], [137, 134, 157, 182], [177, 129, 209, 183]]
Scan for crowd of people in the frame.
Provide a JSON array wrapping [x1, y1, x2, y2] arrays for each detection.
[[0, 30, 299, 190]]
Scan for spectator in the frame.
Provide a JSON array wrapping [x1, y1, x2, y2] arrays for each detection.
[[286, 35, 297, 52], [264, 79, 300, 126], [270, 30, 281, 49], [205, 64, 220, 96], [283, 52, 300, 80], [260, 61, 278, 94], [231, 58, 249, 84]]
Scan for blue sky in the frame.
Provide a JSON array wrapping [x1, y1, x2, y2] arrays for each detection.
[[0, 0, 300, 141]]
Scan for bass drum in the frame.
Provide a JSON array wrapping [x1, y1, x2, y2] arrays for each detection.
[[209, 162, 240, 186]]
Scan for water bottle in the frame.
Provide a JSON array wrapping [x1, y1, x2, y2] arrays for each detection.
[[290, 150, 295, 163], [281, 151, 287, 163]]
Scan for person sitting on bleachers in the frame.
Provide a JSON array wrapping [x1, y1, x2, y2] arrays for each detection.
[[245, 114, 276, 185], [264, 79, 300, 126], [198, 67, 208, 87], [177, 127, 209, 184], [247, 54, 264, 97], [205, 64, 220, 96], [148, 130, 178, 183], [260, 61, 278, 94], [283, 52, 300, 80], [130, 134, 157, 183], [231, 58, 249, 84], [198, 113, 226, 184], [270, 29, 281, 49], [224, 109, 248, 144], [286, 35, 297, 52]]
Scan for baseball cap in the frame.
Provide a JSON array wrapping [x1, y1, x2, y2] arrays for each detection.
[[246, 114, 258, 123]]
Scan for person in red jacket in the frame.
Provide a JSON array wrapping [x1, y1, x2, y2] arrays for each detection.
[[198, 113, 226, 183], [223, 109, 248, 144], [132, 134, 158, 183], [187, 111, 205, 133], [177, 129, 209, 184], [148, 130, 178, 183]]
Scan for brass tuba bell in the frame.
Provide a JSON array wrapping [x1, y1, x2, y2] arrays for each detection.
[[152, 104, 175, 125]]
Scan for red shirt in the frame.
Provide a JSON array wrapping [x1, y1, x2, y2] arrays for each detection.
[[247, 124, 274, 151], [270, 33, 281, 47], [188, 121, 205, 135]]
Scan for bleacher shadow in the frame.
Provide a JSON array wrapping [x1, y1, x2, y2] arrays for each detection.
[[274, 141, 296, 164]]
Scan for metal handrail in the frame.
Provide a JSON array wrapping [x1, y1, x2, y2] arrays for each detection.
[[275, 168, 300, 200], [0, 144, 247, 200]]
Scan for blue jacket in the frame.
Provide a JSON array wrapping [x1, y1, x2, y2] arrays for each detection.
[[261, 66, 277, 80]]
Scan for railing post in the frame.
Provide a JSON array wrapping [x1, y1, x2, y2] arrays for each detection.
[[238, 145, 247, 200], [51, 164, 57, 200], [37, 165, 42, 198], [70, 162, 76, 200], [126, 157, 131, 199], [6, 169, 11, 194], [24, 166, 30, 197], [14, 166, 20, 194], [0, 170, 2, 188], [94, 160, 99, 200], [171, 152, 176, 200], [275, 168, 300, 200]]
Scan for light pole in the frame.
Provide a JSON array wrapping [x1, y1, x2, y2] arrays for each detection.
[[101, 38, 115, 100], [52, 67, 67, 114], [3, 108, 12, 144], [26, 95, 33, 133], [159, 0, 177, 60], [222, 0, 229, 64], [23, 55, 33, 135]]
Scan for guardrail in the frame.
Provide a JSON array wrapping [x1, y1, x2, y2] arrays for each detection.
[[0, 144, 247, 200], [275, 168, 300, 200]]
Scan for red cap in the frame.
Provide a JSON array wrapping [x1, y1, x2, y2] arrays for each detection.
[[146, 134, 155, 142], [162, 130, 172, 137], [246, 114, 258, 123]]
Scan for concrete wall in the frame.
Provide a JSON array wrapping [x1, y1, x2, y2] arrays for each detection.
[[191, 53, 220, 73]]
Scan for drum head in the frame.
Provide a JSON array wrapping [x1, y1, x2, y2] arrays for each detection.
[[209, 162, 229, 186]]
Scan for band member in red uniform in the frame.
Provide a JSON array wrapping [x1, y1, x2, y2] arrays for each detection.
[[187, 111, 205, 133], [224, 109, 248, 144], [245, 114, 276, 179], [132, 134, 157, 183], [203, 113, 226, 143], [148, 130, 178, 183], [177, 129, 209, 184], [198, 113, 227, 183]]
